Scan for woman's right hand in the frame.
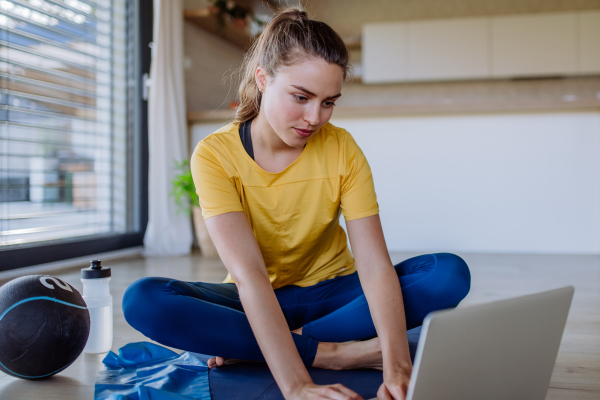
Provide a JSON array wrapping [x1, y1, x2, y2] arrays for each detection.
[[288, 382, 365, 400]]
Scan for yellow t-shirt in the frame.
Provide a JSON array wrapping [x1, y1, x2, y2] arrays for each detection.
[[190, 121, 379, 289]]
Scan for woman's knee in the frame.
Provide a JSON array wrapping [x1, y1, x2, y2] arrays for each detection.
[[122, 277, 172, 330], [434, 253, 471, 305]]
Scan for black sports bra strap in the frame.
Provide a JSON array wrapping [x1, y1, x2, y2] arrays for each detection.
[[239, 119, 255, 160]]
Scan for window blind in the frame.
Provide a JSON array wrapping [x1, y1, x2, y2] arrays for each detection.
[[0, 0, 137, 247]]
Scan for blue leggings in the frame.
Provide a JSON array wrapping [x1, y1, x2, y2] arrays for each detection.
[[122, 253, 470, 367]]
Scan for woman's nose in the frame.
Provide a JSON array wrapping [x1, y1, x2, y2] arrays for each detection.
[[304, 103, 320, 126]]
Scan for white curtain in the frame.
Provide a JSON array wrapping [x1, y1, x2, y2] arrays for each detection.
[[143, 0, 193, 256]]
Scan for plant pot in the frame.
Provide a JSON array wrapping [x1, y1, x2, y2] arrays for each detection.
[[192, 206, 220, 259]]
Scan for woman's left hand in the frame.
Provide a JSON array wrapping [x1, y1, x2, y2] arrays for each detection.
[[376, 368, 412, 400]]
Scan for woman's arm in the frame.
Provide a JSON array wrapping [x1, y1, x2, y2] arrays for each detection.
[[345, 214, 413, 400], [205, 212, 311, 394], [205, 211, 362, 400]]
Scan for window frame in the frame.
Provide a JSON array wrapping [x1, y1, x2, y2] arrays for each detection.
[[0, 0, 152, 271]]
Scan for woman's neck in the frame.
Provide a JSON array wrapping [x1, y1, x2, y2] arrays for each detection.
[[250, 113, 305, 173], [251, 113, 296, 154]]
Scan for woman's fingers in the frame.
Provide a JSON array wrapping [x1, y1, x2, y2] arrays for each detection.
[[325, 383, 364, 400], [377, 381, 410, 400], [300, 382, 364, 400], [377, 382, 394, 400], [387, 383, 408, 400]]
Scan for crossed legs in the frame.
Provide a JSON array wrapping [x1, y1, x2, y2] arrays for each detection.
[[122, 253, 470, 368]]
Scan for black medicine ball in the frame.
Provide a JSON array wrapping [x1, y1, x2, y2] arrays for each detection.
[[0, 275, 90, 379]]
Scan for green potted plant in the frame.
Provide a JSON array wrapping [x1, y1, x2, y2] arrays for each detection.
[[170, 159, 220, 259]]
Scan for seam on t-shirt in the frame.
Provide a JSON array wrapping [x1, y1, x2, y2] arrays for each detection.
[[195, 142, 222, 164], [342, 155, 367, 195], [240, 175, 341, 188], [342, 209, 380, 222], [196, 142, 241, 185], [200, 124, 236, 140], [198, 130, 243, 178], [277, 185, 283, 275], [292, 263, 357, 287]]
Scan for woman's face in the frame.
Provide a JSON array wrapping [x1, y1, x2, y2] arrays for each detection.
[[255, 57, 344, 148]]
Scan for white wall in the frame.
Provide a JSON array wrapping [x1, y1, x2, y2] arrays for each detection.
[[332, 111, 600, 255]]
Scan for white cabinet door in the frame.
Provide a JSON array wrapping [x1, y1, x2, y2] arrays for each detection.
[[361, 11, 594, 83], [362, 23, 408, 83], [407, 17, 490, 81], [580, 11, 600, 74], [491, 13, 578, 77]]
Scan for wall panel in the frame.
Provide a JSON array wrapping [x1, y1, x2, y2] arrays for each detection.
[[362, 23, 408, 83], [490, 13, 579, 77], [407, 18, 489, 81], [580, 11, 600, 73]]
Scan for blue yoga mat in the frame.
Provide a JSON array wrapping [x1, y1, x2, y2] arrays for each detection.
[[95, 326, 422, 400]]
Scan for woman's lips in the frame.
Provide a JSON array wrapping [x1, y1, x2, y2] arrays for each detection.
[[294, 128, 313, 138]]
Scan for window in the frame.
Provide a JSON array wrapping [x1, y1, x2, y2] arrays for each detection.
[[0, 0, 150, 270]]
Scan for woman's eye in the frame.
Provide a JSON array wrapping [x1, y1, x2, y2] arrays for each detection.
[[293, 95, 336, 108], [294, 95, 308, 102]]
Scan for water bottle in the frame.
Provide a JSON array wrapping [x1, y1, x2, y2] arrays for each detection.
[[81, 260, 113, 353]]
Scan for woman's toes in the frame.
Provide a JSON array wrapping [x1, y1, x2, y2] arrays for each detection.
[[207, 357, 216, 368], [207, 356, 223, 368], [207, 356, 245, 368]]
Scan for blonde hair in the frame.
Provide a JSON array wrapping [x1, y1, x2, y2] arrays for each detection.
[[234, 7, 351, 123]]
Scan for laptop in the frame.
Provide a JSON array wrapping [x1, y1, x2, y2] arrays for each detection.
[[370, 286, 574, 400]]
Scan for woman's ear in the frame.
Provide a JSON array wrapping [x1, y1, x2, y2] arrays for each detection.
[[255, 66, 267, 93]]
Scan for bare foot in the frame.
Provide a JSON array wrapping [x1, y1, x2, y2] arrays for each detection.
[[207, 356, 245, 369], [312, 336, 383, 371], [348, 336, 383, 370], [208, 327, 304, 369], [207, 329, 383, 372]]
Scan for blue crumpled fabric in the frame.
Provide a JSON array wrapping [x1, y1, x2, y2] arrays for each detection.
[[95, 327, 422, 400], [95, 342, 210, 400]]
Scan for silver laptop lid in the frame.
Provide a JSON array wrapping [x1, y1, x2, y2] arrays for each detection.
[[406, 286, 574, 400]]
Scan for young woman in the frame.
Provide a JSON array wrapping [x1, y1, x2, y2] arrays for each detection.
[[123, 8, 470, 400]]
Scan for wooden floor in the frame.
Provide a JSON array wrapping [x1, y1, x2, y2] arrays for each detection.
[[0, 251, 598, 399]]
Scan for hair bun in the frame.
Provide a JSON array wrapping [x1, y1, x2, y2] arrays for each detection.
[[286, 8, 308, 20], [276, 7, 309, 25]]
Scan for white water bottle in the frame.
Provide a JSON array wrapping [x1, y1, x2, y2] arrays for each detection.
[[81, 260, 113, 353]]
